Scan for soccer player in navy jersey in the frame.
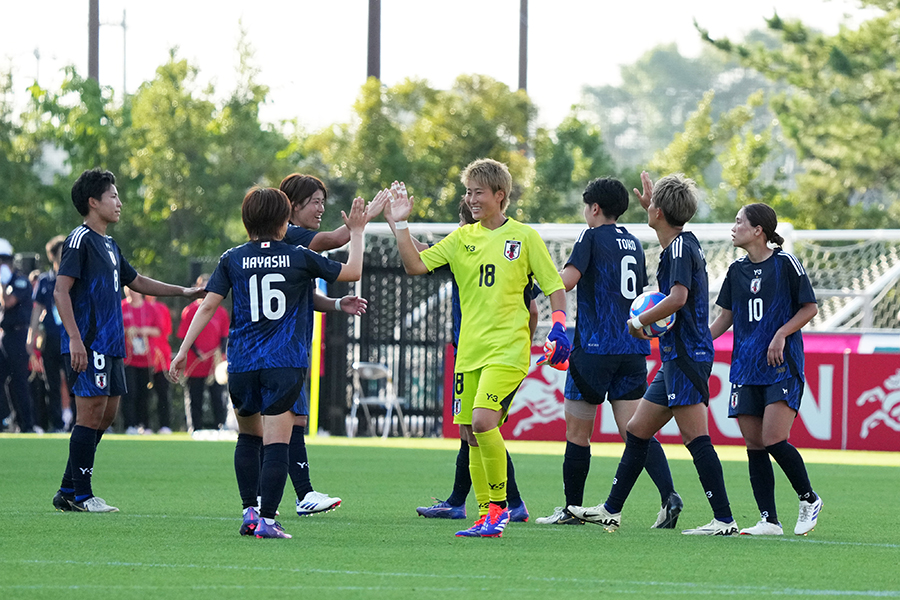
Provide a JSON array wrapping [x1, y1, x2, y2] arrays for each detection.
[[171, 187, 367, 538], [28, 236, 67, 433], [710, 203, 821, 536], [52, 169, 205, 513], [0, 238, 36, 433], [277, 174, 385, 517], [537, 177, 681, 528], [409, 198, 532, 522], [570, 171, 739, 535]]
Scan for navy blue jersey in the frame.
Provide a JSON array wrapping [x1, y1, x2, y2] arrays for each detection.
[[58, 225, 137, 357], [1, 270, 33, 330], [716, 249, 816, 384], [656, 231, 714, 363], [32, 270, 62, 337], [283, 224, 318, 248], [207, 239, 342, 372], [566, 224, 651, 356]]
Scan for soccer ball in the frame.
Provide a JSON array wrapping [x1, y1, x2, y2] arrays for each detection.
[[629, 291, 676, 337]]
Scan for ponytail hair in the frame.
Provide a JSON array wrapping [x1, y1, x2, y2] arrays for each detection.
[[742, 203, 784, 247]]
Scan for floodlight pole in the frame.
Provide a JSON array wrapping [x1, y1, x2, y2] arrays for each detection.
[[518, 0, 528, 91], [367, 0, 381, 80], [88, 0, 100, 82]]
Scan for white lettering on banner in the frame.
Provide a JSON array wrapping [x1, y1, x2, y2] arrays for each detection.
[[799, 364, 833, 440], [710, 362, 742, 438]]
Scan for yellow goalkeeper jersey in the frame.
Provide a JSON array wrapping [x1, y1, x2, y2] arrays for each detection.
[[420, 218, 564, 373]]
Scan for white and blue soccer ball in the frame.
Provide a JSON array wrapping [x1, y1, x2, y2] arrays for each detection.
[[629, 291, 676, 337]]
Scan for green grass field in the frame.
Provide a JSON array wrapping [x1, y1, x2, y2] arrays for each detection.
[[2, 434, 898, 599]]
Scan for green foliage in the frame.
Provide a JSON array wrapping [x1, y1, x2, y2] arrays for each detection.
[[648, 90, 786, 222], [301, 74, 542, 225], [700, 0, 900, 228], [529, 114, 617, 223], [1, 39, 293, 282]]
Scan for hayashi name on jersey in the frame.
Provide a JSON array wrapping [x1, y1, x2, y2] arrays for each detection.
[[241, 255, 291, 270]]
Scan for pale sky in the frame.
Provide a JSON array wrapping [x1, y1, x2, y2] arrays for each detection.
[[0, 0, 878, 131]]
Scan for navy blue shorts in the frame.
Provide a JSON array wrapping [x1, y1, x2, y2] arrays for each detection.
[[228, 367, 307, 417], [644, 359, 711, 408], [291, 382, 310, 416], [728, 375, 804, 418], [64, 352, 126, 398], [564, 349, 647, 404]]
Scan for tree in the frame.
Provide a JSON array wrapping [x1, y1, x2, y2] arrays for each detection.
[[699, 0, 900, 228], [527, 113, 618, 223]]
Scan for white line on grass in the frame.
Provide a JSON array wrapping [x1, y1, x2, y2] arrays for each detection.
[[4, 559, 899, 597]]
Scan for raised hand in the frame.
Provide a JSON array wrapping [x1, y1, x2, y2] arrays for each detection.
[[342, 196, 368, 232], [632, 170, 653, 211], [366, 188, 391, 221], [339, 295, 368, 316], [389, 181, 414, 222]]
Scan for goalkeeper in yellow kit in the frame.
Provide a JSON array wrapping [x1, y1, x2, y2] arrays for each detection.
[[388, 158, 571, 538]]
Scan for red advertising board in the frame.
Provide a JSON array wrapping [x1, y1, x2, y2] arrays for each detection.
[[441, 336, 900, 452]]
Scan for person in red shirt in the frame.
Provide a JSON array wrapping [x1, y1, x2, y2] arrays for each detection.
[[147, 296, 173, 433], [122, 288, 161, 433], [177, 274, 229, 431]]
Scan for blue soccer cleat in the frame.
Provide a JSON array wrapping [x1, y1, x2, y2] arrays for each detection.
[[417, 498, 466, 519], [479, 503, 510, 538], [255, 518, 292, 539], [455, 515, 486, 537], [508, 500, 529, 523], [240, 507, 259, 536]]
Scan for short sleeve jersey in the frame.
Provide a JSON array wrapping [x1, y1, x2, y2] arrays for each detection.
[[33, 270, 62, 337], [283, 224, 318, 248], [451, 277, 539, 348], [420, 218, 564, 373], [58, 225, 137, 357], [1, 270, 33, 330], [565, 224, 651, 356], [149, 300, 173, 371], [656, 231, 714, 363], [178, 301, 229, 378], [121, 299, 161, 368], [716, 249, 816, 384], [206, 239, 342, 372]]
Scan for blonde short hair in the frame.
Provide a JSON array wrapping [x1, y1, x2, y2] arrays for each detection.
[[652, 174, 698, 227], [460, 158, 512, 211]]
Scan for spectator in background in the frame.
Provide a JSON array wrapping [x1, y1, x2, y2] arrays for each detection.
[[0, 238, 36, 433], [121, 288, 160, 434], [28, 235, 68, 433], [177, 274, 229, 431], [147, 295, 173, 434]]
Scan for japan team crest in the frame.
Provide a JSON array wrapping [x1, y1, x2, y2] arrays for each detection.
[[750, 278, 761, 294], [95, 373, 108, 390], [504, 240, 521, 261]]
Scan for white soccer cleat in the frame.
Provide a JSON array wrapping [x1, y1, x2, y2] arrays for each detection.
[[567, 503, 620, 531], [71, 496, 119, 513], [794, 495, 823, 535], [296, 491, 342, 516], [681, 518, 738, 536], [535, 506, 584, 525], [740, 520, 784, 535]]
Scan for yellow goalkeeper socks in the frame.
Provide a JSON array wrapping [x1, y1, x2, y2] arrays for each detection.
[[474, 427, 507, 507], [468, 444, 490, 516]]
